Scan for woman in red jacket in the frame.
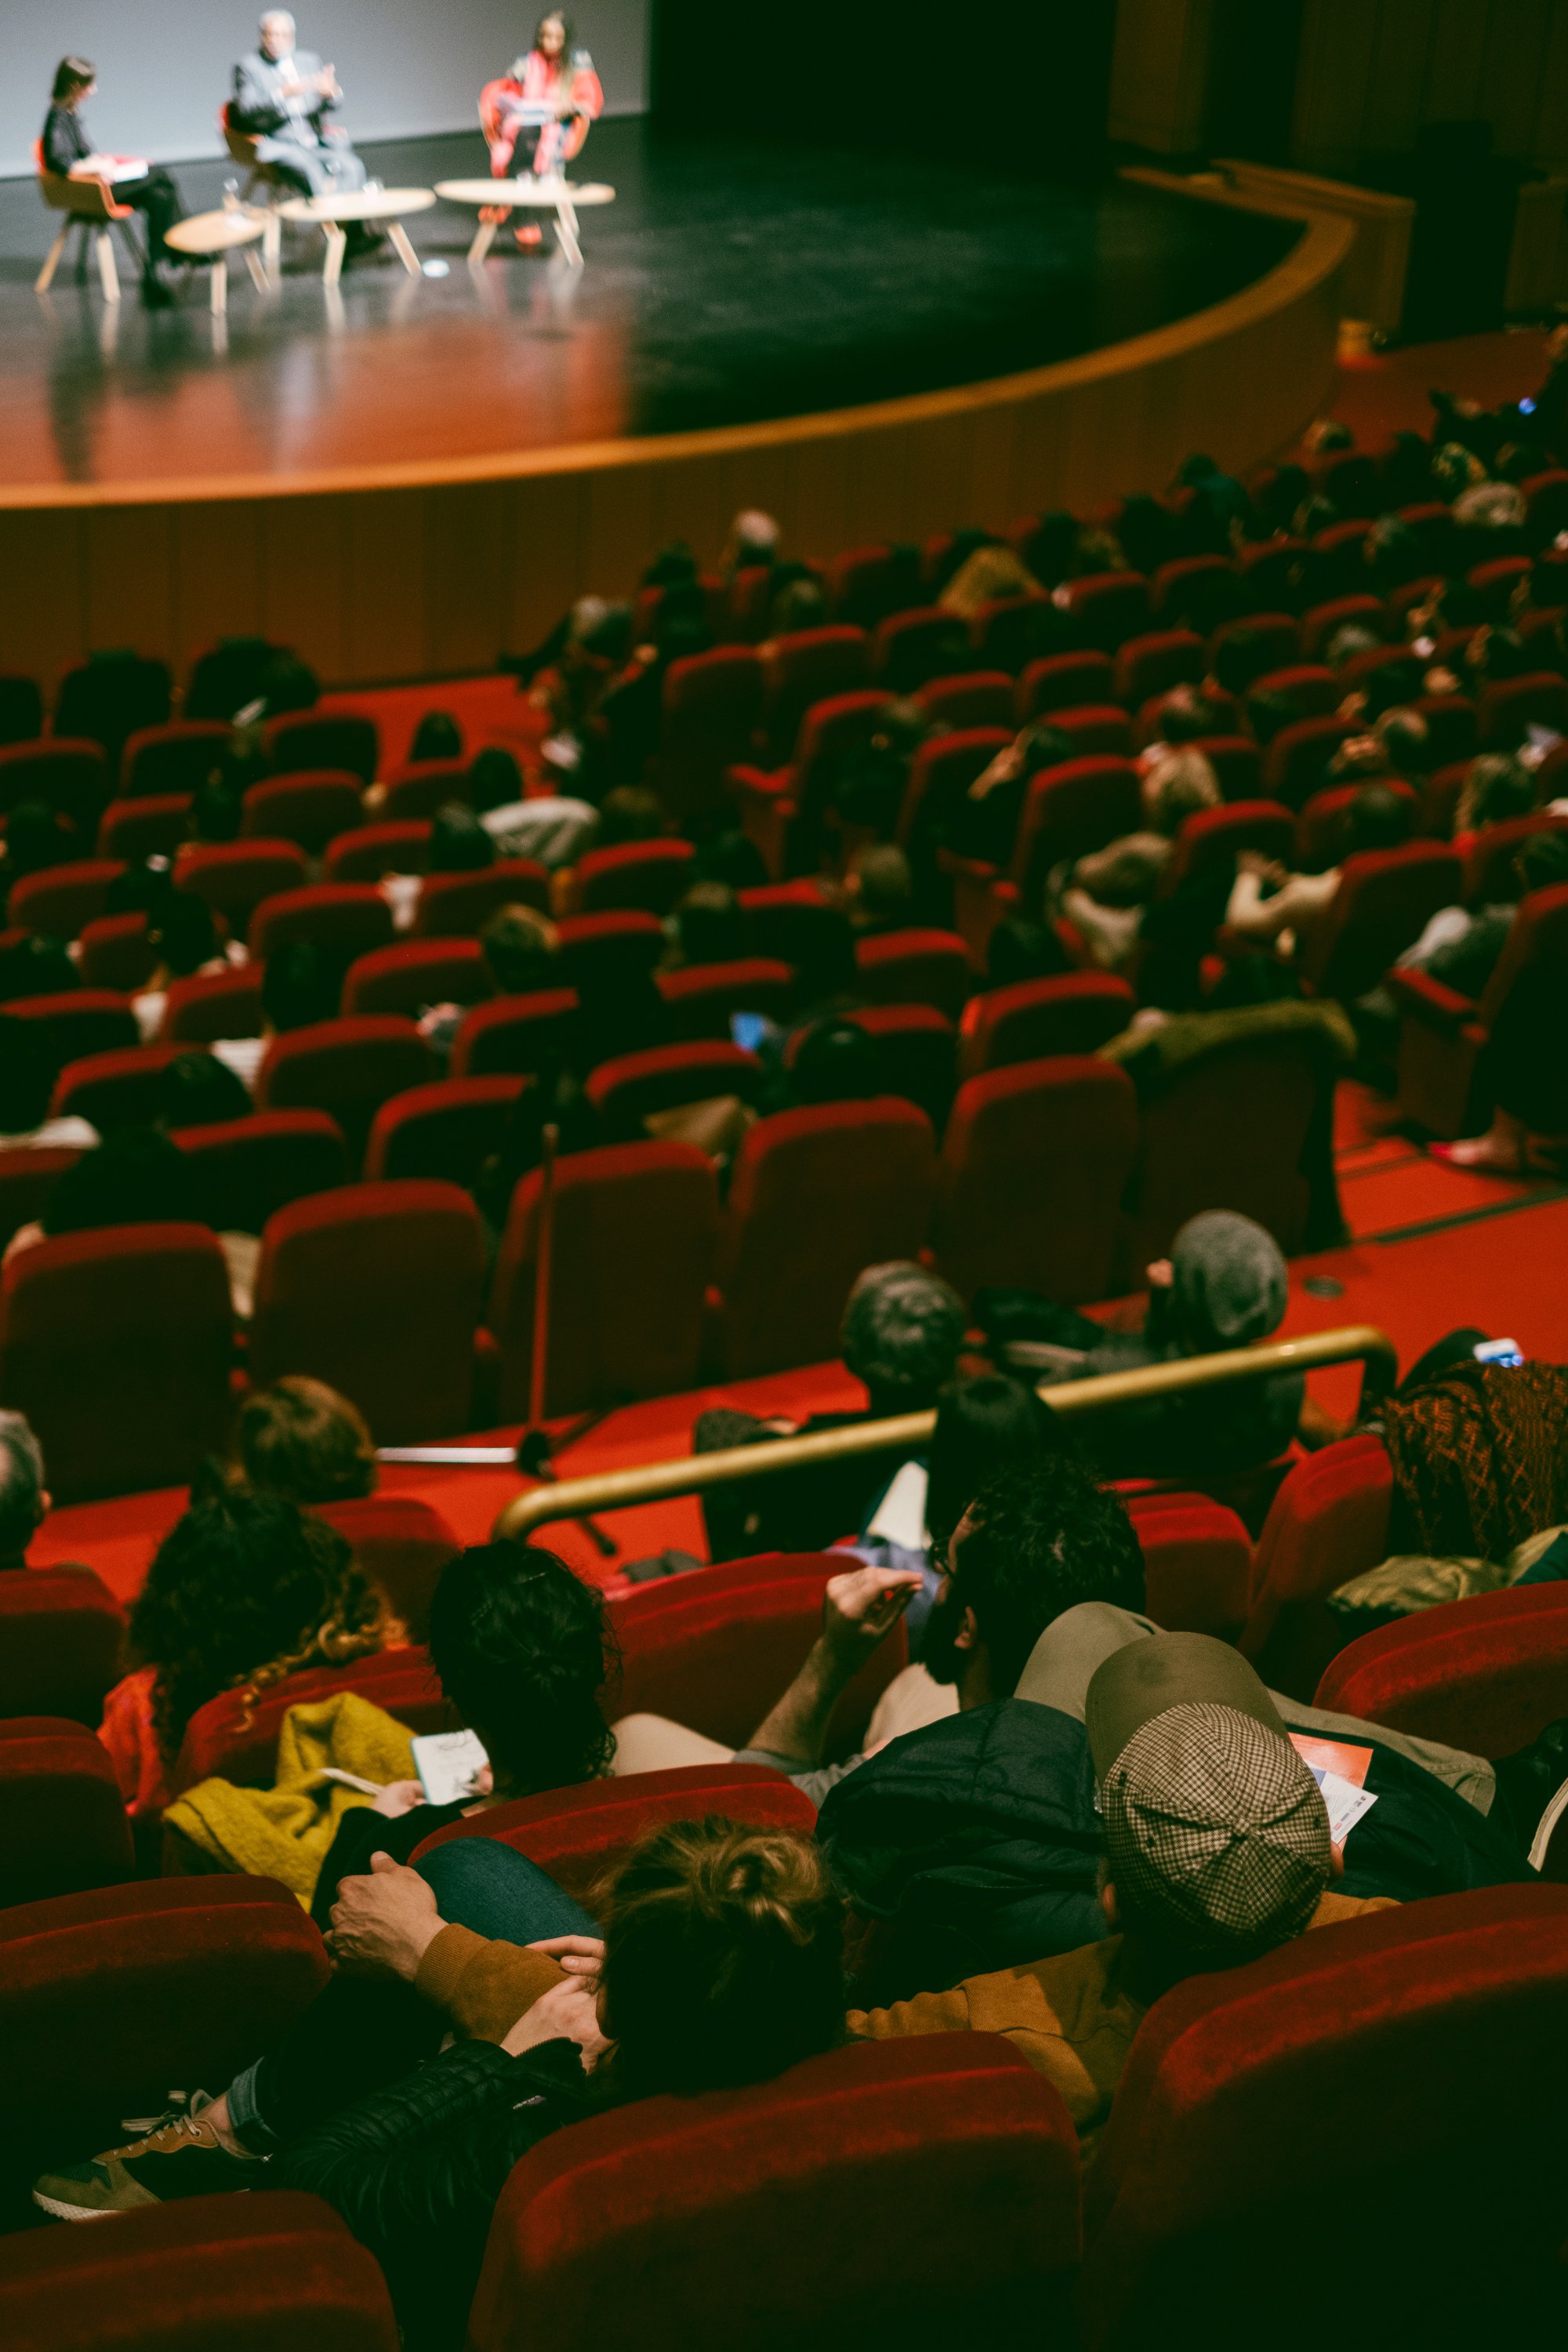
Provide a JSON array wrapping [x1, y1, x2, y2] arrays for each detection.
[[479, 13, 604, 249]]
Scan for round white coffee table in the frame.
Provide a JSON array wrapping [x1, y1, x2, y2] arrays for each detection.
[[434, 176, 615, 270], [277, 187, 437, 285], [164, 208, 268, 314]]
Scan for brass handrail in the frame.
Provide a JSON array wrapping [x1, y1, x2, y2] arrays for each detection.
[[491, 1323, 1396, 1544]]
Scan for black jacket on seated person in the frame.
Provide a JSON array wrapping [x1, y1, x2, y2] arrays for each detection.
[[274, 2036, 608, 2352]]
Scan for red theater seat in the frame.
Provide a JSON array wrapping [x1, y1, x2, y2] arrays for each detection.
[[249, 1181, 485, 1441], [249, 882, 394, 961], [1207, 612, 1299, 688], [1, 989, 137, 1064], [412, 1765, 819, 1898], [75, 911, 156, 993], [571, 837, 695, 915], [0, 1224, 233, 1503], [414, 861, 551, 935], [1016, 651, 1116, 720], [934, 1056, 1138, 1304], [611, 1556, 909, 1757], [0, 1147, 81, 1254], [1127, 1494, 1253, 1645], [715, 1100, 936, 1377], [971, 593, 1057, 674], [1196, 732, 1265, 800], [451, 987, 580, 1077], [1113, 630, 1205, 706], [872, 605, 971, 692], [1463, 814, 1568, 907], [1008, 755, 1144, 895], [487, 1141, 719, 1417], [0, 1570, 123, 1728], [0, 1877, 328, 2154], [585, 1040, 762, 1139], [0, 1718, 133, 1905], [555, 909, 665, 991], [1392, 880, 1568, 1139], [174, 1109, 348, 1232], [657, 956, 795, 1040], [342, 938, 492, 1018], [9, 859, 123, 941], [727, 688, 887, 879], [1296, 779, 1418, 872], [50, 1043, 190, 1134], [737, 882, 853, 992], [0, 2194, 399, 2352], [894, 728, 1014, 858], [1079, 1887, 1568, 2347], [470, 2034, 1080, 2352], [1261, 715, 1357, 809], [1058, 568, 1149, 653], [380, 757, 470, 822], [653, 645, 766, 821], [842, 1002, 956, 1124], [0, 737, 109, 825], [1298, 842, 1464, 1000], [1123, 1025, 1332, 1263], [314, 1495, 460, 1639], [1313, 1584, 1568, 1759], [854, 927, 974, 1019], [916, 670, 1016, 731], [763, 625, 872, 747], [120, 717, 231, 799], [1150, 556, 1245, 633], [362, 1075, 526, 1186], [323, 819, 432, 882], [1164, 800, 1295, 887], [264, 707, 379, 784], [97, 795, 194, 866], [173, 1650, 448, 1794], [827, 543, 921, 630], [1479, 670, 1568, 749], [160, 964, 266, 1043], [957, 971, 1134, 1080], [256, 1016, 435, 1170], [242, 771, 365, 858], [1240, 1432, 1393, 1699]]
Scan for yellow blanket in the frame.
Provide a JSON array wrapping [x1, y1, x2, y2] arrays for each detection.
[[165, 1691, 416, 1906]]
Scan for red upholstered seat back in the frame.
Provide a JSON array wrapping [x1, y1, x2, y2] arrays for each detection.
[[176, 840, 310, 928], [0, 1876, 328, 2154], [1296, 778, 1418, 872], [256, 1015, 435, 1171], [957, 971, 1134, 1080], [160, 964, 265, 1043], [853, 927, 974, 1019], [657, 956, 795, 1039], [717, 1100, 936, 1378], [1150, 556, 1243, 630], [452, 987, 579, 1076], [314, 1495, 460, 1640], [50, 1042, 190, 1134], [1128, 1494, 1253, 1645], [1166, 800, 1296, 885], [1301, 841, 1464, 999], [412, 1765, 819, 1900], [0, 737, 109, 822], [173, 1108, 347, 1233], [121, 718, 232, 799], [915, 669, 1015, 731], [1479, 669, 1568, 749], [1464, 813, 1568, 908], [574, 837, 695, 915], [843, 1002, 956, 1123], [555, 908, 665, 990], [97, 794, 193, 864], [249, 1180, 485, 1441], [1189, 733, 1262, 800], [1313, 1582, 1568, 1757], [1058, 568, 1149, 652], [2, 989, 137, 1063], [380, 757, 470, 822], [324, 820, 433, 882], [585, 1040, 761, 1138], [174, 1649, 448, 1793], [1240, 1432, 1392, 1697], [656, 647, 765, 818], [0, 1717, 132, 1906], [1080, 1888, 1568, 2347], [362, 1074, 526, 1187], [1049, 702, 1136, 758], [1008, 757, 1144, 898], [935, 1056, 1138, 1305], [872, 604, 971, 691], [1125, 1032, 1325, 1263], [263, 708, 379, 784], [470, 2034, 1080, 2352], [414, 861, 551, 936], [0, 1224, 233, 1502], [342, 938, 492, 1019], [0, 1567, 125, 1726], [1261, 713, 1356, 808], [0, 2193, 398, 2352], [1017, 650, 1115, 720], [1113, 630, 1205, 706], [78, 906, 161, 988], [737, 882, 854, 990], [9, 859, 123, 941], [488, 1141, 719, 1417], [611, 1556, 909, 1756], [249, 882, 394, 961], [1475, 877, 1568, 1030], [0, 1146, 81, 1254], [763, 626, 873, 746], [893, 728, 1012, 854], [241, 771, 365, 858]]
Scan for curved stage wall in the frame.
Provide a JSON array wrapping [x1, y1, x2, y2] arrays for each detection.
[[0, 188, 1352, 693]]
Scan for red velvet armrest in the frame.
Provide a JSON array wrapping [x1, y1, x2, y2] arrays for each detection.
[[935, 850, 1000, 885], [725, 764, 790, 804], [1387, 964, 1478, 1030]]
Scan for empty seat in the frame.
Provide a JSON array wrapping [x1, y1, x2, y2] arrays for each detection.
[[172, 1649, 450, 1793], [76, 908, 162, 996], [737, 884, 855, 996], [1049, 704, 1136, 758], [0, 1571, 123, 1722], [412, 1764, 820, 1896], [1016, 651, 1116, 720], [1149, 555, 1246, 632], [1393, 880, 1568, 1139], [1299, 843, 1465, 1000], [1058, 569, 1150, 652], [451, 988, 580, 1077], [415, 860, 551, 935], [554, 909, 666, 992], [342, 938, 492, 1018], [2, 991, 137, 1065], [0, 738, 110, 826], [174, 1108, 349, 1233], [249, 1180, 485, 1442], [1079, 1887, 1568, 2348], [1113, 629, 1205, 706], [380, 757, 470, 822], [96, 793, 193, 864], [323, 819, 432, 882], [49, 1043, 191, 1134], [971, 593, 1059, 674], [933, 1057, 1138, 1304], [854, 927, 974, 1020], [762, 625, 872, 749], [256, 1016, 435, 1169], [1207, 613, 1299, 690], [716, 1100, 936, 1378], [0, 1876, 327, 2155], [264, 708, 379, 784], [827, 542, 922, 629], [584, 1042, 762, 1140], [120, 718, 231, 800], [1240, 1432, 1393, 1700], [957, 971, 1134, 1080], [916, 670, 1016, 730], [0, 1224, 233, 1502], [894, 728, 1014, 861], [249, 882, 395, 962], [572, 838, 695, 915], [1315, 1582, 1568, 1759], [362, 1074, 526, 1185], [9, 860, 123, 941], [176, 839, 309, 931], [486, 1141, 719, 1417], [653, 645, 766, 821], [0, 2194, 399, 2352], [242, 771, 365, 857], [872, 605, 971, 692], [656, 957, 795, 1041], [160, 964, 265, 1044], [470, 2034, 1079, 2352], [0, 1718, 132, 1906], [843, 1003, 956, 1126], [314, 1494, 460, 1638], [1129, 1494, 1254, 1645]]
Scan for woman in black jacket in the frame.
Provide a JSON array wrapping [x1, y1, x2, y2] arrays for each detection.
[[42, 56, 185, 303]]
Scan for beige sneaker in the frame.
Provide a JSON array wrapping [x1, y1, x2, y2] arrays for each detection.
[[32, 2098, 263, 2220]]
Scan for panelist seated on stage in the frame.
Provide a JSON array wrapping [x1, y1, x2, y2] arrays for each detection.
[[233, 8, 378, 249], [481, 12, 603, 249], [42, 54, 185, 304]]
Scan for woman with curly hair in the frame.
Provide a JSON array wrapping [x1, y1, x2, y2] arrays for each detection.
[[100, 1490, 387, 1820]]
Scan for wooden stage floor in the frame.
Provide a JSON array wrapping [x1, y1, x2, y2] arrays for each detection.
[[0, 120, 1296, 496]]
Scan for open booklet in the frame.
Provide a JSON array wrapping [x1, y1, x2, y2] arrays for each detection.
[[1290, 1733, 1379, 1847], [74, 155, 150, 183]]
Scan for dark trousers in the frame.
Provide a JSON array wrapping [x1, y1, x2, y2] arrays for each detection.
[[117, 169, 183, 267], [229, 1841, 597, 2151]]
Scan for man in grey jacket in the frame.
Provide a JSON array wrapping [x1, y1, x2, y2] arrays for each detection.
[[232, 9, 368, 204]]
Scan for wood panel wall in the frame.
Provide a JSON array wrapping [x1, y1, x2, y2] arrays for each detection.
[[0, 200, 1351, 696], [1292, 0, 1568, 176]]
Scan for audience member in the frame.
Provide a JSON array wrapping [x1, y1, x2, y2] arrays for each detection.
[[0, 801, 74, 916], [0, 1412, 48, 1570], [985, 914, 1072, 986], [226, 1376, 376, 1508], [0, 1014, 96, 1151], [470, 748, 597, 870], [0, 932, 78, 1002], [212, 940, 342, 1093], [133, 893, 230, 1042], [840, 842, 914, 935], [186, 776, 245, 846], [155, 1050, 253, 1132], [428, 804, 496, 875], [409, 711, 463, 764], [3, 1127, 201, 1262], [662, 880, 747, 969], [1225, 781, 1412, 960]]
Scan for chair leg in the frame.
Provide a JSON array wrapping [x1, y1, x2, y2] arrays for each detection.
[[35, 223, 70, 293], [96, 228, 121, 303], [468, 217, 498, 267]]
